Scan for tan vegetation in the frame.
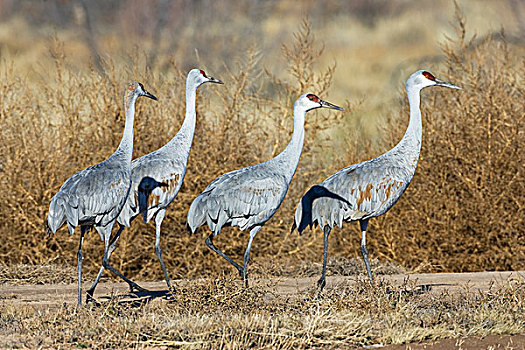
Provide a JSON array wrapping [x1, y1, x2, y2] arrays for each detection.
[[0, 2, 523, 349], [0, 274, 524, 349], [0, 2, 522, 284]]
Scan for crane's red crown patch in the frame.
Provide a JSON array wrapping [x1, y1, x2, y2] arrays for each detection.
[[307, 94, 319, 103], [422, 71, 435, 81]]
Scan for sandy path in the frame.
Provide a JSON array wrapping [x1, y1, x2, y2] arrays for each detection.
[[1, 271, 523, 307]]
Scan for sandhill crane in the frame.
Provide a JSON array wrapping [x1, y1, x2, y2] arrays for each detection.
[[90, 69, 223, 291], [46, 82, 157, 305], [293, 70, 460, 291], [187, 93, 344, 286]]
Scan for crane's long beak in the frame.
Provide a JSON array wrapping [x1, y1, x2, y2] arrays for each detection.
[[320, 99, 344, 111], [144, 91, 158, 101], [208, 76, 224, 84], [435, 79, 461, 90]]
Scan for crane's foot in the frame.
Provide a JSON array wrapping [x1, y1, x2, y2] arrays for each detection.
[[85, 291, 101, 306], [236, 267, 244, 279], [128, 282, 148, 293], [316, 277, 326, 292]]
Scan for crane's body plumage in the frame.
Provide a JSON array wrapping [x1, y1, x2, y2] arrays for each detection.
[[46, 82, 157, 305], [47, 154, 131, 236], [187, 93, 343, 286], [293, 70, 460, 291], [117, 142, 189, 226], [187, 153, 292, 234], [295, 126, 421, 230]]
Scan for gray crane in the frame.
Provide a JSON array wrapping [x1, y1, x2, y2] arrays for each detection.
[[46, 82, 157, 305], [187, 93, 344, 286], [293, 70, 460, 291], [90, 69, 222, 291]]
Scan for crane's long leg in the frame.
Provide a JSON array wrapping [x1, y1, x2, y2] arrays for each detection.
[[242, 226, 261, 288], [154, 209, 171, 289], [77, 226, 86, 306], [86, 223, 145, 302], [205, 232, 243, 277], [359, 219, 373, 282], [87, 224, 125, 300], [317, 225, 331, 291]]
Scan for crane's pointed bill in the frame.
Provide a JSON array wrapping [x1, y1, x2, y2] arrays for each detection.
[[435, 79, 461, 90], [320, 100, 344, 111], [144, 91, 158, 100], [209, 77, 224, 84]]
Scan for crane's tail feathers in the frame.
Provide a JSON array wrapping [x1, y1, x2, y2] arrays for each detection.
[[138, 176, 168, 223], [186, 222, 199, 235], [297, 185, 351, 233], [290, 221, 297, 234], [46, 196, 68, 235]]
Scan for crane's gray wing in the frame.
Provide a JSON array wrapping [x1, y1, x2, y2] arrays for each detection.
[[188, 166, 289, 233], [48, 160, 130, 234], [297, 157, 412, 230], [119, 156, 186, 226]]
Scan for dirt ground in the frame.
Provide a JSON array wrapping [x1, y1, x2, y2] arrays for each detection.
[[1, 270, 522, 307], [1, 271, 523, 349]]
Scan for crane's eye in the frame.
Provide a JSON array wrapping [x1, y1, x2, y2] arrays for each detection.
[[306, 94, 319, 102], [422, 71, 435, 81], [200, 70, 207, 77]]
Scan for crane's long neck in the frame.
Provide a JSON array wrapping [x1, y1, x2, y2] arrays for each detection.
[[180, 82, 198, 143], [392, 86, 422, 157], [165, 81, 198, 153], [113, 93, 137, 163], [276, 105, 306, 182]]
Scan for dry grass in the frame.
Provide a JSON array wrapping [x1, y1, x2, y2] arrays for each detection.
[[0, 263, 76, 285], [0, 276, 523, 349], [0, 6, 522, 283]]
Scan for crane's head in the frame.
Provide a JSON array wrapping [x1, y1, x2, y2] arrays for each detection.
[[407, 70, 461, 91], [188, 68, 223, 88], [126, 81, 158, 101], [296, 93, 344, 112]]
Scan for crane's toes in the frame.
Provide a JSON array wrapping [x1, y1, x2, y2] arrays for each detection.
[[85, 292, 100, 306], [129, 282, 148, 293]]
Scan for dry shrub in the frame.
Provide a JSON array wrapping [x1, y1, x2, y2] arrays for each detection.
[[0, 21, 348, 280], [0, 9, 522, 282]]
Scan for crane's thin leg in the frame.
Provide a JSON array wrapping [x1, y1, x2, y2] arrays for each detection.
[[154, 209, 171, 289], [205, 233, 243, 277], [76, 226, 86, 306], [101, 224, 146, 293], [87, 224, 146, 302], [87, 224, 125, 301], [317, 225, 332, 291], [242, 226, 261, 288], [359, 219, 373, 282]]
